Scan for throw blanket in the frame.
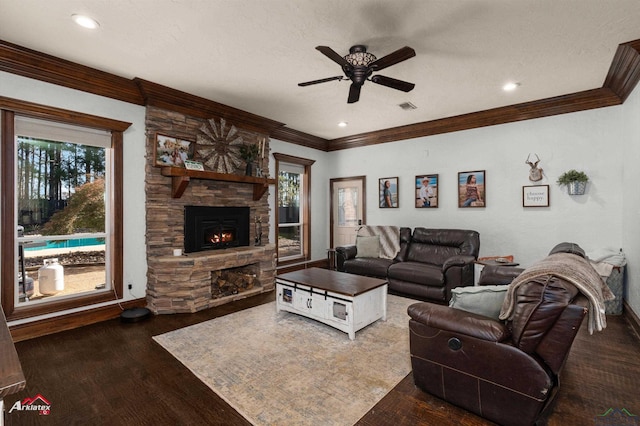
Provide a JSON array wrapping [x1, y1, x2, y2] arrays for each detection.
[[499, 252, 615, 334], [587, 247, 627, 278], [357, 225, 400, 259]]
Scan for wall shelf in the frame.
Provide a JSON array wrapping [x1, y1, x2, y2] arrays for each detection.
[[160, 166, 276, 199]]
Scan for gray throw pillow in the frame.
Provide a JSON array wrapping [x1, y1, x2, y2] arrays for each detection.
[[355, 235, 381, 258], [449, 285, 509, 320]]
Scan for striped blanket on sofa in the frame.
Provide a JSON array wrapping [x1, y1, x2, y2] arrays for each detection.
[[357, 225, 400, 259]]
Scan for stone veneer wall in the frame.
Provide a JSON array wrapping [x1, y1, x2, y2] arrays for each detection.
[[144, 106, 276, 313]]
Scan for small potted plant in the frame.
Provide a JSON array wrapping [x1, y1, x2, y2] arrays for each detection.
[[239, 144, 259, 176], [557, 169, 589, 195]]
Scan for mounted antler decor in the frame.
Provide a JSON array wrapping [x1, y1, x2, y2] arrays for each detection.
[[525, 153, 543, 182]]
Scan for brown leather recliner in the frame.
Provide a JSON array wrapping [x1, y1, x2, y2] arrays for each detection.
[[408, 251, 589, 426]]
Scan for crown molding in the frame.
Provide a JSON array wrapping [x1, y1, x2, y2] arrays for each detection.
[[603, 39, 640, 102], [327, 88, 622, 151], [0, 40, 144, 105], [327, 39, 639, 151], [270, 126, 329, 151], [1, 38, 639, 152], [134, 78, 285, 134]]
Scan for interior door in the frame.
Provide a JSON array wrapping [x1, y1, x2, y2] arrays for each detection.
[[330, 176, 366, 248]]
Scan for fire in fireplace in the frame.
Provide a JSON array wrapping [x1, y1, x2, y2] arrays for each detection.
[[184, 206, 250, 253], [208, 230, 235, 244]]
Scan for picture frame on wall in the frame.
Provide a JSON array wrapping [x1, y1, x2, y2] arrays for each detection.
[[523, 185, 550, 207], [458, 170, 486, 208], [415, 174, 438, 208], [379, 177, 398, 208], [154, 133, 195, 167]]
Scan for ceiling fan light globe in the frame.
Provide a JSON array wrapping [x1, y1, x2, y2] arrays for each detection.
[[344, 52, 377, 67]]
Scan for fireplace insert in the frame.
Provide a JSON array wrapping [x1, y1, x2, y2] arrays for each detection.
[[184, 206, 250, 253]]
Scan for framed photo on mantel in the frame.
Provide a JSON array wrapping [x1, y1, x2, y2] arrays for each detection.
[[154, 133, 195, 168]]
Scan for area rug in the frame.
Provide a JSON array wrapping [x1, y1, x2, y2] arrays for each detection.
[[153, 295, 416, 425]]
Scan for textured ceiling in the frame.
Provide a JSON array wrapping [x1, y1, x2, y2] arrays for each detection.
[[1, 0, 640, 140]]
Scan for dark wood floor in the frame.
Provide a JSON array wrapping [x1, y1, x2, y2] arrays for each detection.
[[6, 292, 640, 426]]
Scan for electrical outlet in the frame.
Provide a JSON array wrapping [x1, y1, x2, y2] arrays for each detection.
[[128, 283, 133, 290]]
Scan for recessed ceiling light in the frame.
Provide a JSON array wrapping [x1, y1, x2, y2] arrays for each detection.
[[72, 14, 100, 29], [338, 121, 348, 128], [398, 102, 417, 110], [503, 82, 520, 92]]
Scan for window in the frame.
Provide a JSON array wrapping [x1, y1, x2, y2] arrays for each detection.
[[16, 117, 110, 304], [273, 153, 314, 264], [1, 98, 130, 321], [278, 163, 303, 259]]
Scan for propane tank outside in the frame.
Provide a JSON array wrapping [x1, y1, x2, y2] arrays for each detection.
[[38, 258, 65, 295]]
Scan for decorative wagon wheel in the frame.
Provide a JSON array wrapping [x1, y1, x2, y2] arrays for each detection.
[[196, 118, 244, 173]]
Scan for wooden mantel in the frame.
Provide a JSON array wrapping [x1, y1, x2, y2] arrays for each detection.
[[160, 166, 276, 200]]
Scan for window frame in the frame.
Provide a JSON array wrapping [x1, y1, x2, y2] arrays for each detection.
[[1, 96, 130, 321], [273, 153, 314, 265]]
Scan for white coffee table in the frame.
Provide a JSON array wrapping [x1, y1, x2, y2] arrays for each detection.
[[275, 268, 388, 340]]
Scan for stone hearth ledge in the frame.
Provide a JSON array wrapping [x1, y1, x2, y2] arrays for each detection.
[[146, 244, 276, 314]]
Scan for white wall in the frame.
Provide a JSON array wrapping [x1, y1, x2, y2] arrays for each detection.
[[1, 72, 148, 322], [621, 87, 640, 316]]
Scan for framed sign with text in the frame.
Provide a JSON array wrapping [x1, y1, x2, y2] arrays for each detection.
[[523, 185, 549, 207]]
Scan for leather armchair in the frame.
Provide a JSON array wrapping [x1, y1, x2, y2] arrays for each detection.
[[388, 228, 480, 302], [408, 260, 588, 425]]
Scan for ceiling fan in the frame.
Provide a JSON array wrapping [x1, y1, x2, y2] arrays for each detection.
[[298, 45, 416, 103]]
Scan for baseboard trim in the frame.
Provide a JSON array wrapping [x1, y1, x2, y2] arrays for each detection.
[[9, 298, 146, 342], [623, 301, 640, 340], [277, 259, 328, 274]]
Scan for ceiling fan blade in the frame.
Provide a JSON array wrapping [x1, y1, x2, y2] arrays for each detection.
[[298, 76, 344, 87], [347, 83, 362, 104], [368, 46, 416, 71], [371, 75, 415, 92], [316, 46, 350, 68]]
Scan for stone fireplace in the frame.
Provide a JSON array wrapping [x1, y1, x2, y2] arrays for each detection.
[[144, 106, 276, 314]]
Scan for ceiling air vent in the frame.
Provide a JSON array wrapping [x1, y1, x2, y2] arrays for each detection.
[[398, 102, 417, 110]]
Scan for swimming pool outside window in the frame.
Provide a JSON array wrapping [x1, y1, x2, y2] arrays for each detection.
[[15, 118, 111, 306]]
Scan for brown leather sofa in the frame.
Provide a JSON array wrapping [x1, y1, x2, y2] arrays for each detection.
[[335, 228, 480, 303], [407, 246, 590, 426]]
